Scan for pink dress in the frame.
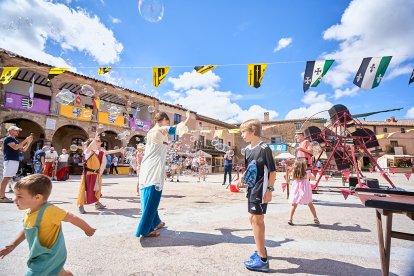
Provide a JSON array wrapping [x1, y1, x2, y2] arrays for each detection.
[[289, 172, 313, 204]]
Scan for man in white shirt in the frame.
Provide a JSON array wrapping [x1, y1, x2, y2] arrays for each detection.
[[44, 147, 59, 180]]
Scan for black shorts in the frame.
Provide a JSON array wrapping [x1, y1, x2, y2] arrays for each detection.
[[248, 201, 268, 215]]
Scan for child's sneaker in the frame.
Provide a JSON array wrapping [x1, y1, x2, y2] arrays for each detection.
[[244, 247, 268, 265], [244, 254, 269, 272]]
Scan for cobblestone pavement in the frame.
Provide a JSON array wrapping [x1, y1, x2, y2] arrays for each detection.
[[1, 172, 413, 275]]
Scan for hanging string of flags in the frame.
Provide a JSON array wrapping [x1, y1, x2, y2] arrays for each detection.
[[375, 128, 414, 140], [1, 55, 414, 90]]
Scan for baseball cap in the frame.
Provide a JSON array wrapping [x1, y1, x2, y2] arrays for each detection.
[[295, 130, 304, 134], [8, 126, 22, 132]]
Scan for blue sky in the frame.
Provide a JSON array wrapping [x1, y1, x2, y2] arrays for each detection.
[[1, 0, 414, 122]]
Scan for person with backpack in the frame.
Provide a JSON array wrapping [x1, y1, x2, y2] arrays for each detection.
[[33, 146, 46, 174], [237, 119, 276, 272]]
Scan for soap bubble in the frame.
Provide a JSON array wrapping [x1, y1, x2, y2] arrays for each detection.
[[143, 125, 150, 132], [70, 144, 78, 151], [135, 137, 140, 142], [138, 0, 164, 23], [135, 119, 144, 127], [228, 150, 234, 157], [101, 133, 106, 137], [147, 105, 155, 113], [189, 136, 196, 142], [56, 89, 75, 105], [215, 143, 224, 151], [131, 126, 137, 131], [211, 139, 218, 146], [135, 106, 141, 112], [241, 147, 246, 156], [98, 124, 104, 129], [108, 105, 120, 115], [83, 109, 93, 118], [80, 84, 95, 97], [127, 107, 131, 112]]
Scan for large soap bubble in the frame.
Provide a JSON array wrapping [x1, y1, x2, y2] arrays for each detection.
[[108, 104, 121, 115], [138, 0, 164, 23], [80, 84, 95, 97], [56, 89, 75, 105], [147, 105, 156, 113]]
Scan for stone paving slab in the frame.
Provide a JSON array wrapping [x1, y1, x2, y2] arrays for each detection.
[[1, 172, 413, 275]]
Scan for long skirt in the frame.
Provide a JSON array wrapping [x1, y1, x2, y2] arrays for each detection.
[[77, 173, 102, 206], [136, 185, 162, 237]]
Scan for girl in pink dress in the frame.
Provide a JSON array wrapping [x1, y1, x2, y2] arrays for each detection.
[[288, 158, 320, 225]]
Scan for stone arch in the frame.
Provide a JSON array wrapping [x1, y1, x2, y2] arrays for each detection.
[[101, 130, 122, 150], [0, 117, 45, 162], [52, 125, 89, 154], [128, 134, 145, 148]]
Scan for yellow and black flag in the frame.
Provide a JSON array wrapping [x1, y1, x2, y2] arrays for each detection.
[[98, 67, 111, 76], [194, 65, 216, 74], [248, 64, 267, 88], [48, 67, 68, 81], [153, 66, 170, 87], [0, 67, 19, 84]]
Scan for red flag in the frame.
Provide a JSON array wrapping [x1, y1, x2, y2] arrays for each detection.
[[75, 94, 81, 105], [341, 189, 352, 200], [282, 183, 287, 192], [404, 173, 411, 181], [369, 168, 373, 173], [390, 167, 396, 174], [325, 175, 329, 181], [92, 98, 97, 109]]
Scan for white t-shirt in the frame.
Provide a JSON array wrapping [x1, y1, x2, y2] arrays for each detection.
[[45, 150, 58, 162], [58, 153, 69, 163], [113, 156, 119, 166]]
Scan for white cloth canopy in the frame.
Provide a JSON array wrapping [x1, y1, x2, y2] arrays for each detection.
[[274, 152, 295, 159]]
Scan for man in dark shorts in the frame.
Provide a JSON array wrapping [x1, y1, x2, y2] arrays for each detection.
[[237, 119, 276, 272]]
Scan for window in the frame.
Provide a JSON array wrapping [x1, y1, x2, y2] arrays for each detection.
[[199, 135, 205, 148], [383, 127, 387, 133], [71, 138, 84, 146], [199, 122, 202, 128], [271, 136, 281, 144], [174, 113, 181, 125], [294, 122, 302, 130], [390, 141, 398, 148], [401, 128, 405, 133]]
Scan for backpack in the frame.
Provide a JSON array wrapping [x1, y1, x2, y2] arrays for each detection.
[[243, 160, 258, 188]]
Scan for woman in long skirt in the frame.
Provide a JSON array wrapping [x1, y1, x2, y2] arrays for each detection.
[[77, 131, 123, 214], [136, 110, 190, 237]]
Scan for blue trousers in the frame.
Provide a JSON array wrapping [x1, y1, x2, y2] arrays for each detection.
[[223, 165, 232, 184], [136, 185, 162, 237]]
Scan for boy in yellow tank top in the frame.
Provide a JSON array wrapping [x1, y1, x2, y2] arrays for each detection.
[[0, 174, 95, 275]]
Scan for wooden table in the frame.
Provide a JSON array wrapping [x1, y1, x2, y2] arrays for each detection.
[[355, 188, 414, 276]]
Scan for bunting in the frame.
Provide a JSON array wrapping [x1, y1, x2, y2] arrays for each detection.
[[194, 65, 216, 74], [48, 67, 68, 81], [409, 69, 414, 85], [98, 67, 111, 76], [153, 66, 170, 87], [353, 56, 392, 90], [0, 67, 19, 84], [228, 129, 240, 134], [248, 64, 267, 88], [28, 76, 35, 101], [303, 60, 334, 92]]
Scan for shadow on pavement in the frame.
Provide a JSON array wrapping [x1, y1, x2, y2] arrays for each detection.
[[140, 228, 294, 248], [162, 195, 186, 199], [83, 208, 141, 218], [267, 256, 396, 276], [290, 222, 370, 233], [313, 199, 365, 209]]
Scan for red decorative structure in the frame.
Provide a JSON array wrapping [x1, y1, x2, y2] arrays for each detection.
[[305, 104, 395, 190]]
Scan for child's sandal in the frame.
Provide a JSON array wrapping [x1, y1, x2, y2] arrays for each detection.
[[288, 219, 294, 226], [314, 218, 320, 225]]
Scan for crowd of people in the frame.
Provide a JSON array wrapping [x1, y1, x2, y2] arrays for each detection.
[[0, 112, 322, 274]]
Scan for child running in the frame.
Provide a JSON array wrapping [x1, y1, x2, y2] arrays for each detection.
[[0, 174, 96, 275], [237, 119, 276, 272], [288, 158, 320, 225]]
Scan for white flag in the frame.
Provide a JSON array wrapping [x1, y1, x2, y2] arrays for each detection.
[[28, 77, 34, 100]]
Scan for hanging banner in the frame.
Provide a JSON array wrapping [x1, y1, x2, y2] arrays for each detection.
[[353, 56, 392, 90], [0, 67, 19, 84], [5, 92, 49, 114], [98, 111, 124, 127], [129, 117, 152, 132], [48, 67, 68, 81], [215, 129, 224, 138], [228, 129, 240, 134], [248, 64, 267, 88], [194, 65, 216, 74], [98, 67, 111, 76], [59, 105, 93, 121], [269, 144, 288, 152], [303, 60, 334, 92], [153, 66, 170, 87]]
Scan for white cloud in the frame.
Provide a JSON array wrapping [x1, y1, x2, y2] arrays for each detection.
[[333, 87, 359, 99], [285, 91, 333, 119], [168, 70, 221, 90], [321, 0, 414, 89], [0, 0, 123, 67], [110, 16, 121, 24], [273, 37, 293, 53], [405, 107, 414, 119], [165, 71, 278, 123], [385, 65, 414, 81]]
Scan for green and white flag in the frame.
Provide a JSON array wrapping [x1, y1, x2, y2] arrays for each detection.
[[353, 56, 392, 90], [303, 60, 334, 92]]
